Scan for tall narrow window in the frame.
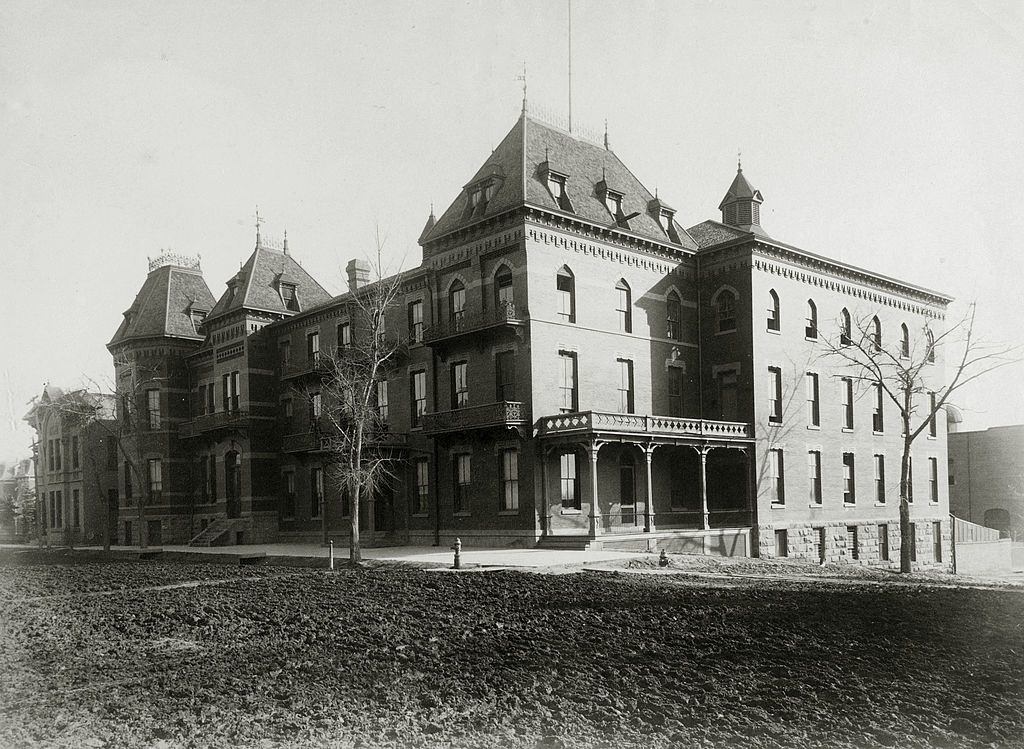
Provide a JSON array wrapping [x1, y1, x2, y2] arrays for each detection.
[[280, 340, 292, 366], [929, 457, 939, 502], [842, 453, 855, 504], [926, 329, 936, 363], [616, 280, 632, 333], [407, 301, 423, 343], [668, 367, 685, 417], [147, 390, 160, 429], [500, 448, 519, 511], [307, 331, 320, 364], [871, 316, 882, 351], [901, 323, 910, 358], [414, 459, 429, 514], [617, 359, 635, 414], [928, 392, 937, 437], [559, 351, 578, 413], [933, 521, 943, 562], [775, 529, 788, 558], [874, 454, 886, 504], [148, 458, 162, 498], [847, 525, 859, 561], [71, 435, 80, 470], [449, 280, 466, 330], [808, 450, 822, 504], [769, 449, 785, 505], [666, 291, 682, 340], [206, 383, 215, 415], [311, 467, 323, 518], [805, 300, 818, 339], [878, 524, 889, 561], [873, 382, 884, 432], [767, 290, 780, 331], [47, 440, 54, 472], [311, 392, 322, 420], [453, 454, 471, 514], [806, 372, 820, 427], [840, 308, 852, 346], [619, 454, 636, 524], [560, 451, 580, 510], [556, 267, 575, 323], [495, 267, 513, 310], [768, 366, 783, 424], [55, 440, 62, 471], [841, 377, 854, 429], [208, 455, 216, 502], [495, 350, 515, 402], [910, 522, 917, 561], [451, 362, 469, 409], [410, 371, 426, 427], [717, 291, 736, 333], [283, 472, 296, 519], [376, 380, 389, 425], [337, 322, 351, 349], [72, 488, 80, 528], [124, 461, 133, 502]]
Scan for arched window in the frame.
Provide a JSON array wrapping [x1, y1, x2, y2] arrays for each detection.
[[840, 308, 852, 346], [494, 266, 513, 312], [871, 316, 882, 351], [767, 289, 780, 331], [717, 290, 737, 333], [616, 279, 632, 333], [556, 266, 575, 323], [448, 279, 466, 329], [805, 299, 818, 339], [666, 291, 682, 340], [926, 329, 936, 363], [900, 324, 910, 358]]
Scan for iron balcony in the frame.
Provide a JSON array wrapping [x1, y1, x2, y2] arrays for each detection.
[[421, 401, 528, 435], [422, 302, 528, 346]]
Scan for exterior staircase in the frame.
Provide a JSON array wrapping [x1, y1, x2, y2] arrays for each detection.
[[188, 518, 250, 547], [536, 535, 595, 551]]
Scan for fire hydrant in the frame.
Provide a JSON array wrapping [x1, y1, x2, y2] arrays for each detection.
[[659, 549, 669, 567], [451, 537, 462, 569]]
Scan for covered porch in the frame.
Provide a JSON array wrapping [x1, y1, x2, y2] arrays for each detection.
[[535, 411, 755, 551]]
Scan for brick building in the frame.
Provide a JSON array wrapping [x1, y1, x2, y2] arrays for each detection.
[[948, 425, 1024, 540], [105, 111, 952, 567]]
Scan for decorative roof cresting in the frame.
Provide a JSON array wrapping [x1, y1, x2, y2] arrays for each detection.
[[148, 250, 201, 273]]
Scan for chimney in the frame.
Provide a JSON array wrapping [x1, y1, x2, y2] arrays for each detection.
[[346, 259, 371, 293]]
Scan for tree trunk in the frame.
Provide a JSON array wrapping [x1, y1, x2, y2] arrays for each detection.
[[899, 440, 912, 573], [139, 483, 148, 549], [349, 488, 361, 567]]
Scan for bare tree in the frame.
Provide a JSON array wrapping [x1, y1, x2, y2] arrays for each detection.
[[303, 240, 406, 567], [821, 303, 1021, 572]]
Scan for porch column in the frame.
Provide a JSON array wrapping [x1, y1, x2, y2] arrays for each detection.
[[539, 446, 549, 537], [643, 444, 656, 533], [699, 447, 710, 531], [588, 441, 602, 539]]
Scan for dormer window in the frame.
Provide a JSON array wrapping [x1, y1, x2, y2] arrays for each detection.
[[604, 190, 623, 218], [539, 162, 573, 212], [279, 282, 299, 312], [186, 302, 209, 335], [658, 210, 673, 232]]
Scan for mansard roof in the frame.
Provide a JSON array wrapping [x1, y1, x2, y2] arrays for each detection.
[[206, 245, 332, 322], [108, 263, 216, 347], [422, 113, 698, 251]]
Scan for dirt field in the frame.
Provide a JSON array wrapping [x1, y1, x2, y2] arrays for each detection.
[[1, 554, 1022, 748]]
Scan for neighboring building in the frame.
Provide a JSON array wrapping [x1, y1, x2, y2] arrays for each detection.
[[105, 110, 952, 567], [0, 457, 36, 541], [949, 425, 1024, 540], [23, 385, 118, 546]]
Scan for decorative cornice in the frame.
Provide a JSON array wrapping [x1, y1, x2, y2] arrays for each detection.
[[527, 225, 696, 282]]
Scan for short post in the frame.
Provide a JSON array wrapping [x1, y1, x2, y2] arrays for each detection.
[[451, 537, 462, 569], [659, 549, 669, 567], [329, 539, 334, 571]]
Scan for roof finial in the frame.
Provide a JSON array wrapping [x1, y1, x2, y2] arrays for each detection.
[[603, 119, 610, 150], [544, 146, 549, 163], [255, 205, 264, 249], [655, 186, 659, 199], [430, 202, 435, 219], [516, 62, 527, 115], [283, 229, 289, 255], [737, 149, 742, 172]]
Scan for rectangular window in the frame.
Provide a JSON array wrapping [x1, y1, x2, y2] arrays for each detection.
[[872, 382, 884, 432], [557, 273, 575, 322], [910, 522, 917, 561], [414, 459, 429, 515], [929, 392, 937, 437], [774, 529, 788, 557], [617, 359, 634, 414], [124, 461, 133, 502], [495, 351, 515, 402], [815, 527, 826, 563], [311, 467, 323, 518], [71, 435, 80, 470], [279, 340, 291, 365], [874, 454, 886, 504], [376, 380, 389, 425], [47, 440, 55, 471], [616, 285, 632, 333], [206, 383, 215, 414], [311, 392, 322, 420], [106, 437, 117, 470], [408, 301, 423, 343], [283, 397, 293, 419], [208, 454, 217, 501], [72, 488, 80, 528], [559, 351, 578, 413], [148, 458, 162, 497], [807, 450, 822, 504], [769, 449, 785, 506], [283, 472, 296, 518], [560, 451, 580, 510], [410, 371, 426, 428], [933, 521, 942, 562], [451, 362, 469, 409], [307, 331, 320, 364], [878, 524, 889, 561], [55, 490, 62, 527], [55, 440, 62, 471], [768, 366, 782, 424], [453, 454, 471, 514], [841, 377, 854, 429], [337, 322, 351, 350], [806, 372, 820, 427], [147, 389, 161, 429], [500, 449, 519, 511], [668, 367, 685, 417], [929, 457, 938, 502], [222, 373, 238, 413], [842, 453, 855, 505], [847, 525, 859, 560]]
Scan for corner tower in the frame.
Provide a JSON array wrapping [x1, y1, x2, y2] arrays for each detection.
[[718, 163, 767, 237]]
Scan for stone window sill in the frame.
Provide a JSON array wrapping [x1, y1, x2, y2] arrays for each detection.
[[411, 513, 429, 518], [561, 509, 582, 515], [454, 511, 471, 518], [498, 510, 519, 516]]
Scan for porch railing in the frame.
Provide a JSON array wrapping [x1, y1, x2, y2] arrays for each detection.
[[537, 411, 752, 440]]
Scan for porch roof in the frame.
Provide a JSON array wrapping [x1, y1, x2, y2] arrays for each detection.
[[535, 411, 753, 445]]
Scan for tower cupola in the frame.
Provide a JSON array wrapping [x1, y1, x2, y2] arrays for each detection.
[[718, 161, 766, 236]]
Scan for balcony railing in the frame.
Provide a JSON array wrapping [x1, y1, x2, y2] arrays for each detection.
[[536, 411, 753, 440], [179, 410, 251, 438], [281, 428, 409, 454], [422, 401, 528, 435], [422, 302, 528, 345]]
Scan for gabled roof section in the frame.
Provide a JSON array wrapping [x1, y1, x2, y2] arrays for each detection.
[[206, 246, 331, 323], [108, 264, 216, 347], [421, 113, 698, 251]]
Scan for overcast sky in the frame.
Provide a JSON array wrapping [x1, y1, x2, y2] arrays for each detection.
[[2, 0, 1023, 460]]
